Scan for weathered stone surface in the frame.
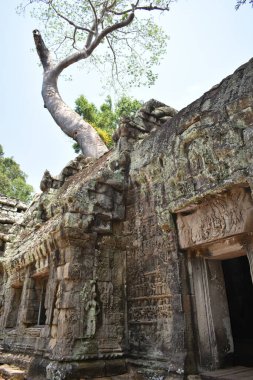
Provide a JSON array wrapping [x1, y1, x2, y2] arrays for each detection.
[[177, 186, 253, 252], [113, 99, 178, 144], [0, 364, 25, 380], [0, 195, 27, 256], [0, 57, 253, 379]]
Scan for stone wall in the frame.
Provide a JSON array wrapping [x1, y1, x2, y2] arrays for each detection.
[[0, 57, 252, 379], [123, 183, 184, 374], [0, 195, 27, 256], [120, 57, 253, 375], [0, 194, 27, 367], [127, 58, 253, 213]]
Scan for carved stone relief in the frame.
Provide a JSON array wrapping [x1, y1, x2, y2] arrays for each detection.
[[177, 187, 253, 251], [125, 186, 183, 362]]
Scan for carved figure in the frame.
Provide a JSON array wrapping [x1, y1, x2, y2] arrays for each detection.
[[81, 280, 100, 338], [85, 291, 100, 338]]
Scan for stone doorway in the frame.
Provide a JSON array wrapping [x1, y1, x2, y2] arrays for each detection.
[[176, 186, 253, 372], [222, 256, 253, 367], [186, 252, 253, 373]]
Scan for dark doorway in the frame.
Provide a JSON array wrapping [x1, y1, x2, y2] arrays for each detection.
[[36, 277, 47, 325], [222, 256, 253, 366], [23, 276, 48, 326]]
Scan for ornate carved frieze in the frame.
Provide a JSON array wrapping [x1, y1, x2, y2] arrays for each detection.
[[177, 186, 253, 252]]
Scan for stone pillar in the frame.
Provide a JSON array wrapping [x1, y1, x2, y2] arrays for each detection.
[[188, 256, 233, 371], [246, 241, 253, 283]]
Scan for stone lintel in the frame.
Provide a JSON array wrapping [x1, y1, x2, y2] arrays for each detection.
[[177, 187, 253, 253], [188, 233, 251, 260], [31, 267, 49, 278]]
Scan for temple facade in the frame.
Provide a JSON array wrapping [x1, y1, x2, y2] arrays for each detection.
[[0, 57, 253, 379]]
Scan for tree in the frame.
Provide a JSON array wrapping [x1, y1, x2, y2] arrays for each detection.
[[18, 0, 171, 158], [235, 0, 253, 9], [73, 95, 142, 152], [0, 145, 34, 202]]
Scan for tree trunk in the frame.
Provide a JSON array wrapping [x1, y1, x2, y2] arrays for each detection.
[[33, 30, 108, 159], [42, 70, 108, 158]]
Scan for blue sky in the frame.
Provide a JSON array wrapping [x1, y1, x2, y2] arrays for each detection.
[[0, 0, 252, 192]]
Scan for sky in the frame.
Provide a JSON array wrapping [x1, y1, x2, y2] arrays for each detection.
[[0, 0, 252, 192]]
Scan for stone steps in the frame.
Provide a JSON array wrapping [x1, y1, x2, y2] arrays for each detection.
[[0, 352, 32, 370], [0, 364, 25, 380], [200, 366, 253, 380]]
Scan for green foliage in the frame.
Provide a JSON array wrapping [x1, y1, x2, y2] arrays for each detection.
[[75, 96, 97, 124], [0, 145, 34, 203], [17, 0, 170, 89], [115, 96, 142, 119], [73, 95, 142, 152]]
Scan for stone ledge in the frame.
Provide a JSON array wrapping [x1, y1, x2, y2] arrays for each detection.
[[0, 364, 25, 380]]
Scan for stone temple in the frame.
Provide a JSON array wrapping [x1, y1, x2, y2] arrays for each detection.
[[0, 58, 253, 380]]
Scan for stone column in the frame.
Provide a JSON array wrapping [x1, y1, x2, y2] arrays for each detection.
[[246, 241, 253, 283], [188, 255, 233, 371]]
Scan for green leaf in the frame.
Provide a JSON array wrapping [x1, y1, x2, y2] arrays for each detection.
[[0, 146, 34, 202]]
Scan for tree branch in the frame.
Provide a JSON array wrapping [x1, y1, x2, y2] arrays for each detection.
[[53, 49, 89, 77], [87, 0, 98, 29], [106, 36, 120, 83], [105, 0, 118, 11], [85, 21, 97, 49], [88, 10, 135, 55], [33, 29, 53, 70], [49, 1, 95, 35], [109, 3, 170, 15], [53, 9, 135, 76], [85, 1, 99, 48]]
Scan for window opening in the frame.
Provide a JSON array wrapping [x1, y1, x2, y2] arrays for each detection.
[[37, 278, 47, 325], [24, 276, 48, 326]]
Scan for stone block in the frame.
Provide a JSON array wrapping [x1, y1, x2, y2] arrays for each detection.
[[60, 290, 79, 308], [40, 325, 50, 338], [51, 325, 58, 339], [62, 212, 82, 229], [52, 308, 59, 323], [0, 364, 25, 380], [229, 106, 253, 127], [105, 359, 127, 376], [63, 262, 70, 279], [92, 219, 112, 234], [63, 247, 73, 262], [77, 360, 105, 378], [96, 193, 114, 211], [57, 265, 64, 280], [49, 338, 57, 350], [112, 205, 125, 220]]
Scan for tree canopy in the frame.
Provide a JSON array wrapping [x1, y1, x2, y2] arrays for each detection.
[[73, 95, 142, 152], [17, 0, 171, 157], [18, 0, 170, 89], [0, 145, 34, 202]]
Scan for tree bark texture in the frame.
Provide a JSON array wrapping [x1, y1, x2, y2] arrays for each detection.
[[33, 30, 108, 158]]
